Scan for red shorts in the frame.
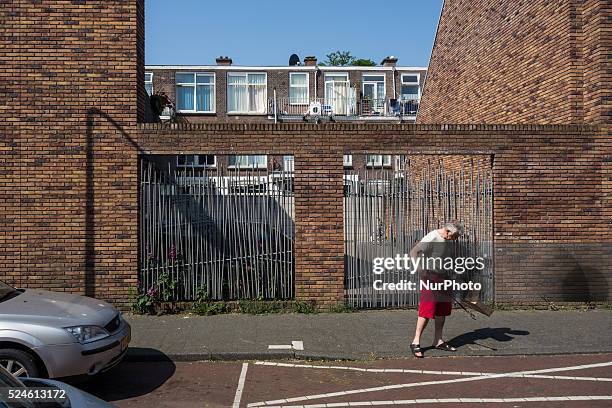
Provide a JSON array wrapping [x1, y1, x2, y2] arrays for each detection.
[[418, 273, 452, 319]]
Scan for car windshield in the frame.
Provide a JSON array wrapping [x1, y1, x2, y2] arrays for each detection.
[[0, 281, 20, 303]]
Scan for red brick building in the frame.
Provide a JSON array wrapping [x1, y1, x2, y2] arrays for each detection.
[[145, 58, 426, 124], [418, 0, 610, 125], [1, 0, 609, 308]]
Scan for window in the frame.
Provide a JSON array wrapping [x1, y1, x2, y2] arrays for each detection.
[[395, 155, 407, 170], [362, 74, 385, 113], [289, 73, 309, 105], [228, 155, 267, 169], [366, 154, 392, 167], [177, 154, 216, 168], [145, 72, 153, 95], [400, 73, 420, 100], [176, 73, 215, 113], [283, 155, 294, 172], [324, 73, 354, 115], [227, 73, 267, 114], [343, 155, 353, 167]]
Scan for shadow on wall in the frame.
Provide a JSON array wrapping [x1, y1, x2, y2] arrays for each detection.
[[85, 108, 145, 299], [497, 243, 611, 303], [559, 245, 610, 302]]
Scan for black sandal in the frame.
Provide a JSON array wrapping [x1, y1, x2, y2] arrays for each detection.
[[434, 342, 456, 352], [410, 343, 424, 358]]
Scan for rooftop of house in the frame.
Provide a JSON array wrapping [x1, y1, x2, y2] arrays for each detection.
[[145, 56, 427, 71]]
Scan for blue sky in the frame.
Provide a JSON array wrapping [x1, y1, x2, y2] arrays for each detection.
[[145, 0, 444, 67]]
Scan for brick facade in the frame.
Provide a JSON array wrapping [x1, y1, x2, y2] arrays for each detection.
[[146, 66, 426, 123], [2, 1, 609, 308], [1, 0, 142, 305], [417, 0, 611, 125], [137, 123, 611, 306]]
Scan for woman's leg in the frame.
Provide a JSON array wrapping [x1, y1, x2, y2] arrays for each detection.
[[433, 315, 445, 346], [412, 316, 429, 357]]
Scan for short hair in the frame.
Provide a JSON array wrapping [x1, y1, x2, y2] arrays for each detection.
[[444, 220, 464, 236]]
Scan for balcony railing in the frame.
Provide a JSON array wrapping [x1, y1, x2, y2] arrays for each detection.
[[268, 97, 419, 119]]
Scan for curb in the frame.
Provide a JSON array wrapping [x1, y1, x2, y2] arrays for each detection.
[[124, 348, 612, 363]]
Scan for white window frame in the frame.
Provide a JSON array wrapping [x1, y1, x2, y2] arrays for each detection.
[[400, 73, 420, 100], [145, 72, 154, 95], [395, 155, 407, 171], [227, 72, 268, 114], [176, 154, 217, 169], [289, 72, 309, 105], [228, 155, 268, 169], [282, 155, 294, 172], [175, 72, 216, 113], [343, 154, 353, 167], [366, 154, 392, 167], [361, 74, 386, 99]]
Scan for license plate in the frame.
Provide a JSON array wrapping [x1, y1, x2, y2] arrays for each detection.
[[120, 334, 130, 351]]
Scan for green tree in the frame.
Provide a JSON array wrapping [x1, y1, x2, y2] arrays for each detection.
[[323, 51, 354, 66], [352, 58, 376, 66], [322, 51, 377, 67]]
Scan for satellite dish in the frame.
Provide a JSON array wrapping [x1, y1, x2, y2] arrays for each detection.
[[289, 54, 300, 66]]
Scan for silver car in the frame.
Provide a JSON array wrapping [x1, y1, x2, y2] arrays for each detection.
[[0, 281, 131, 379], [0, 365, 113, 407]]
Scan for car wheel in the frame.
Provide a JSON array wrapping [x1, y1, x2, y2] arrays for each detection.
[[0, 349, 40, 378]]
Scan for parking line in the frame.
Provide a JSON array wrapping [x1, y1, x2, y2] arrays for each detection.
[[262, 395, 612, 407], [248, 361, 612, 406], [254, 361, 612, 382], [233, 362, 249, 408]]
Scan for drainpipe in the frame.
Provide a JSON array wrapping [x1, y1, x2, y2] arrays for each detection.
[[392, 67, 397, 99], [273, 87, 277, 124], [314, 67, 318, 101]]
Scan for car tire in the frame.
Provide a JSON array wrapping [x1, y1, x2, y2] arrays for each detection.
[[0, 349, 41, 378]]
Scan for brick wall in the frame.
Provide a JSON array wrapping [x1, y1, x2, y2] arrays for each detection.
[[1, 0, 142, 305], [418, 0, 610, 125], [137, 123, 611, 306]]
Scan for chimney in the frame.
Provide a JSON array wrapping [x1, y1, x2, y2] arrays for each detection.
[[381, 56, 398, 67], [303, 56, 317, 66], [216, 56, 232, 66]]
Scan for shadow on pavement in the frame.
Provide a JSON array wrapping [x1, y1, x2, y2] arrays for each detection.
[[66, 348, 176, 402], [448, 327, 530, 350]]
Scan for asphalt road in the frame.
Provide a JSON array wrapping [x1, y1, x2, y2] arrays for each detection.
[[72, 353, 612, 407]]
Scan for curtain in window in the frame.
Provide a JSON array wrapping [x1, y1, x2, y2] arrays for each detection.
[[177, 85, 194, 111], [196, 85, 212, 111], [248, 74, 266, 113], [401, 85, 419, 100], [228, 75, 248, 112], [326, 81, 350, 115], [290, 74, 308, 104]]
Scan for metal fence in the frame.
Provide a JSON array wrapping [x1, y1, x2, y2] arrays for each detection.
[[268, 97, 420, 118], [139, 157, 295, 301], [344, 156, 494, 308]]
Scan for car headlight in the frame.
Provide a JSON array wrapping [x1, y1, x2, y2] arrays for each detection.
[[64, 326, 110, 344]]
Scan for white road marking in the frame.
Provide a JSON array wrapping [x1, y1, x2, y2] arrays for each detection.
[[268, 341, 304, 351], [247, 361, 612, 406], [233, 362, 249, 408], [254, 361, 612, 382], [262, 396, 612, 407]]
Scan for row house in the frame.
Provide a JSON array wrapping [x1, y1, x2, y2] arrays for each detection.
[[145, 55, 426, 124]]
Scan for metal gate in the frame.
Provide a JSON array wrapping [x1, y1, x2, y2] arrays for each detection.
[[139, 156, 295, 301], [344, 155, 493, 308]]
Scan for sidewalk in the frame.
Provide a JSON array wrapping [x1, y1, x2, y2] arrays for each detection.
[[124, 309, 612, 361]]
